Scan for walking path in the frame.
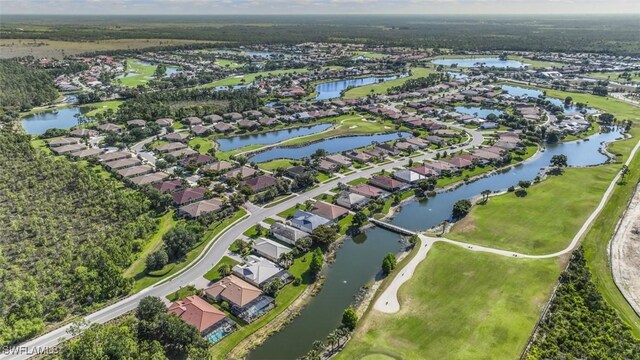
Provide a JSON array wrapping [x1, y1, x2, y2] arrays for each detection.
[[374, 138, 640, 314]]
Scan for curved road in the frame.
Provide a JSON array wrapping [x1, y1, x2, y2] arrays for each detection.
[[375, 138, 640, 314], [3, 122, 484, 359]]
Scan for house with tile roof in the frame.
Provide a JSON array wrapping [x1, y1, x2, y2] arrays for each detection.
[[167, 295, 228, 334]]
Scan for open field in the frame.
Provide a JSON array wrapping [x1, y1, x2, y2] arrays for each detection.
[[588, 71, 640, 83], [83, 100, 123, 116], [338, 242, 562, 360], [0, 38, 216, 59], [448, 166, 618, 255], [343, 67, 436, 99], [198, 68, 309, 88]]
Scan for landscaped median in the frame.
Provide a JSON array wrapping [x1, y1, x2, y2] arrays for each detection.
[[131, 209, 248, 292]]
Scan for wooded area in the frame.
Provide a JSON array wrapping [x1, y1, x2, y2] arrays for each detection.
[[0, 59, 58, 121], [0, 130, 158, 346], [526, 248, 640, 359]]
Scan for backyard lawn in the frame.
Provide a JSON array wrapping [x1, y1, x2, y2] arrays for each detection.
[[448, 165, 618, 255], [338, 242, 561, 360]]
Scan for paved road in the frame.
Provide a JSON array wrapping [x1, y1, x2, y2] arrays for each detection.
[[130, 128, 166, 165], [4, 122, 483, 359], [374, 138, 640, 314]]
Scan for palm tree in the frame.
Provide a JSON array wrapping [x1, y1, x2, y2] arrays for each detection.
[[326, 331, 339, 352], [440, 220, 449, 235], [218, 263, 233, 278], [481, 189, 491, 203]]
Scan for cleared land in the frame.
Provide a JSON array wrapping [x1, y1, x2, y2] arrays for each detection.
[[0, 39, 214, 59], [448, 166, 618, 255], [343, 67, 436, 99], [338, 243, 562, 360]]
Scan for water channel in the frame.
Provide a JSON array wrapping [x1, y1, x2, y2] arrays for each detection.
[[248, 128, 623, 359], [248, 132, 412, 163], [216, 124, 333, 151], [314, 75, 402, 101]]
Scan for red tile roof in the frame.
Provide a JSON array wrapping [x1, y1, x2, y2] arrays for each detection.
[[167, 295, 226, 333]]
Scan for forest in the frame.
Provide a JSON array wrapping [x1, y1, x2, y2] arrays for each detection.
[[0, 130, 158, 347], [2, 15, 640, 55], [525, 248, 640, 359], [0, 60, 58, 121], [114, 87, 262, 122]]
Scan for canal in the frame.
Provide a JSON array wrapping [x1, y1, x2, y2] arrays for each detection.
[[216, 124, 332, 151], [248, 128, 623, 359]]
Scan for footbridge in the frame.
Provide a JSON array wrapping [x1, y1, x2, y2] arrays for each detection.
[[369, 218, 416, 236]]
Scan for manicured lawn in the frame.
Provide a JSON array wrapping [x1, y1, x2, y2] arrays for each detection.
[[198, 68, 309, 88], [166, 285, 199, 302], [124, 211, 178, 278], [343, 67, 436, 99], [216, 144, 264, 161], [82, 100, 123, 117], [352, 51, 387, 59], [259, 158, 296, 171], [132, 209, 247, 292], [448, 166, 618, 255], [315, 193, 335, 203], [338, 242, 561, 360], [509, 55, 566, 69], [204, 256, 240, 282], [243, 224, 266, 238], [211, 252, 313, 359], [587, 71, 640, 83], [116, 58, 157, 87], [215, 59, 243, 69], [315, 172, 331, 183], [347, 177, 368, 186], [278, 115, 394, 146], [263, 218, 276, 225], [277, 205, 300, 219], [189, 137, 214, 154]]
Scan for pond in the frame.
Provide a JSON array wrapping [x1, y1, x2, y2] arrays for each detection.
[[432, 57, 528, 69], [248, 132, 412, 163], [500, 84, 598, 113], [216, 124, 333, 151], [314, 75, 402, 101], [248, 128, 623, 359], [21, 106, 91, 135], [448, 72, 468, 79], [455, 106, 504, 120]]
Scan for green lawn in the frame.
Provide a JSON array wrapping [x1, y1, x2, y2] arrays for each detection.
[[82, 100, 123, 117], [198, 68, 309, 88], [587, 71, 640, 83], [189, 137, 215, 154], [166, 285, 199, 302], [509, 56, 566, 69], [216, 144, 264, 161], [132, 209, 247, 292], [343, 67, 436, 99], [277, 205, 300, 219], [211, 251, 313, 359], [352, 51, 387, 59], [124, 211, 178, 278], [204, 256, 240, 282], [243, 224, 266, 238], [259, 158, 296, 171], [215, 59, 243, 69], [278, 115, 393, 146], [116, 58, 157, 87], [448, 166, 618, 255], [347, 177, 368, 186], [338, 242, 561, 360]]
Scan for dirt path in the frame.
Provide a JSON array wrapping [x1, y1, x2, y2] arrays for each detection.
[[610, 183, 640, 316]]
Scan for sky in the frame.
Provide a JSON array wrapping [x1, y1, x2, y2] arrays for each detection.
[[1, 0, 639, 15]]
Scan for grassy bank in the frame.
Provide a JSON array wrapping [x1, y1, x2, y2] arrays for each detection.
[[343, 67, 436, 99], [448, 166, 618, 255]]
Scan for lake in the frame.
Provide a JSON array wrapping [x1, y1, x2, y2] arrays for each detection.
[[500, 84, 598, 113], [248, 128, 622, 359], [432, 57, 529, 68], [21, 106, 90, 135], [248, 132, 412, 163], [314, 75, 402, 101], [216, 124, 333, 151]]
